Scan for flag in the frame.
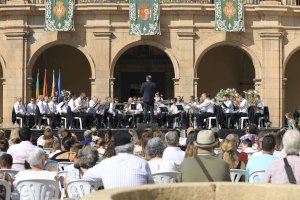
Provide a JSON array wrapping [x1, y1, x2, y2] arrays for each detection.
[[129, 0, 160, 35], [35, 70, 40, 98], [45, 0, 75, 31], [57, 70, 62, 102], [215, 0, 244, 32], [43, 69, 48, 97], [51, 70, 56, 97]]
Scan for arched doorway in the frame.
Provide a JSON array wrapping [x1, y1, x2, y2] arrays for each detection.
[[113, 45, 175, 102], [285, 49, 300, 113], [196, 45, 255, 96], [32, 45, 92, 97]]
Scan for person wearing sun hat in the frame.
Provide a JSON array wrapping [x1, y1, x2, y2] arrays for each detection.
[[83, 130, 154, 189], [180, 130, 231, 182]]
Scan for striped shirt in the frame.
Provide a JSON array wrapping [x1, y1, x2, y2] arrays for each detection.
[[83, 153, 154, 189], [265, 155, 300, 184]]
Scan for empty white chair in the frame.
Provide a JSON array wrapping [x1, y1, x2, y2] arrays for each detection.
[[61, 117, 67, 128], [249, 170, 266, 183], [0, 179, 11, 200], [73, 117, 83, 129], [16, 116, 23, 127], [207, 116, 219, 129], [16, 179, 60, 200], [67, 180, 94, 199], [58, 162, 73, 171], [152, 172, 181, 183], [230, 169, 245, 182], [240, 117, 249, 129]]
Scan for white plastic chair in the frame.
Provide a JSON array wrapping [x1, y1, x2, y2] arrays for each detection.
[[207, 116, 221, 129], [12, 163, 25, 171], [16, 116, 23, 127], [0, 169, 19, 177], [16, 179, 60, 200], [61, 117, 67, 128], [240, 117, 249, 129], [249, 170, 266, 183], [0, 179, 11, 200], [73, 117, 83, 129], [152, 172, 181, 183], [230, 169, 245, 182], [42, 116, 50, 126], [67, 180, 94, 199], [58, 162, 73, 171]]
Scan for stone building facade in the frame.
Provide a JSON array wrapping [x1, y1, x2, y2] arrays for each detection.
[[0, 0, 300, 128]]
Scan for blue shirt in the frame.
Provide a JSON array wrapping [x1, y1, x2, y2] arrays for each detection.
[[245, 153, 277, 183]]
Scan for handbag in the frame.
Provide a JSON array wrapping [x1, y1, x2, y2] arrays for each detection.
[[283, 157, 297, 184], [194, 156, 214, 182]]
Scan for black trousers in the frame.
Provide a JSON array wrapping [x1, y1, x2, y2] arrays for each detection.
[[143, 102, 154, 123], [195, 112, 214, 128], [232, 112, 248, 127], [167, 113, 181, 128]]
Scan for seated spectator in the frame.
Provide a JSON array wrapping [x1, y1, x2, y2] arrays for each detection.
[[245, 135, 277, 183], [220, 139, 245, 169], [146, 137, 177, 174], [14, 147, 57, 186], [9, 128, 21, 146], [184, 130, 197, 158], [91, 127, 100, 144], [272, 129, 285, 158], [65, 146, 98, 185], [0, 154, 13, 200], [37, 126, 58, 148], [162, 131, 185, 165], [51, 137, 76, 162], [80, 130, 95, 147], [129, 129, 142, 156], [83, 131, 154, 189], [239, 139, 253, 165], [140, 130, 154, 158], [64, 144, 83, 172], [265, 129, 300, 184], [7, 127, 35, 170], [49, 141, 61, 158], [225, 133, 240, 155], [0, 139, 9, 156], [58, 128, 72, 140], [180, 130, 231, 182]]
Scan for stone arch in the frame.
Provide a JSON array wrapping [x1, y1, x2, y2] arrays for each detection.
[[194, 40, 262, 79], [27, 40, 96, 79], [110, 40, 180, 79]]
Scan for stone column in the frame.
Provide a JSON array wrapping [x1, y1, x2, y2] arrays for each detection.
[[173, 78, 180, 97], [260, 32, 283, 127], [3, 31, 28, 127], [177, 31, 196, 101], [193, 78, 199, 98], [109, 77, 115, 98], [92, 32, 113, 100]]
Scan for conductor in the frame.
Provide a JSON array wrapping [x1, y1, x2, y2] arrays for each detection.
[[140, 75, 157, 123]]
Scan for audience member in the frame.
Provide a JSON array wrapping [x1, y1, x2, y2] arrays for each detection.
[[146, 137, 177, 174], [180, 130, 231, 182], [0, 139, 9, 156], [83, 131, 154, 189], [9, 128, 21, 145], [239, 139, 252, 164], [0, 154, 13, 200], [37, 126, 58, 147], [0, 154, 13, 170], [245, 135, 277, 183], [265, 129, 300, 184], [221, 139, 245, 169], [51, 137, 76, 162], [162, 131, 185, 165], [49, 141, 61, 158]]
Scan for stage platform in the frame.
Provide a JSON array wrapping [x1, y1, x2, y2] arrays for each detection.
[[2, 127, 280, 142]]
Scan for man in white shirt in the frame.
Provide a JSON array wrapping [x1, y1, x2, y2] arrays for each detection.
[[193, 93, 214, 129], [26, 97, 37, 128], [57, 96, 71, 128], [162, 131, 185, 165], [35, 95, 45, 128], [232, 93, 249, 128], [131, 97, 143, 127], [83, 131, 154, 189], [13, 96, 27, 126], [42, 96, 57, 128], [222, 94, 234, 128], [255, 95, 265, 126], [167, 98, 181, 128]]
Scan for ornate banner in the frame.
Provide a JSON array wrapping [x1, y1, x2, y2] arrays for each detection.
[[45, 0, 75, 31], [129, 0, 160, 35], [215, 0, 244, 32]]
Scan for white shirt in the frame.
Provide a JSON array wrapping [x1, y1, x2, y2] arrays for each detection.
[[135, 103, 143, 114], [222, 100, 234, 114], [48, 101, 57, 113], [14, 170, 56, 186], [37, 101, 45, 114], [14, 102, 26, 114], [57, 101, 68, 114], [170, 104, 179, 115], [196, 99, 214, 113], [26, 103, 36, 115], [7, 141, 35, 164], [148, 159, 177, 174], [68, 99, 79, 113], [75, 97, 87, 112], [162, 147, 185, 165], [43, 102, 51, 114], [239, 98, 248, 113], [83, 153, 154, 189], [257, 100, 264, 114], [108, 102, 116, 115]]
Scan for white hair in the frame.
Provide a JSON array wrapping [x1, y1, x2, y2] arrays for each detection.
[[26, 147, 46, 168], [283, 129, 300, 155], [115, 143, 134, 154]]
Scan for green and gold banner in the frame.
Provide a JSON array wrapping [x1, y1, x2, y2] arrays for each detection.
[[129, 0, 160, 35], [45, 0, 75, 31], [215, 0, 244, 32]]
